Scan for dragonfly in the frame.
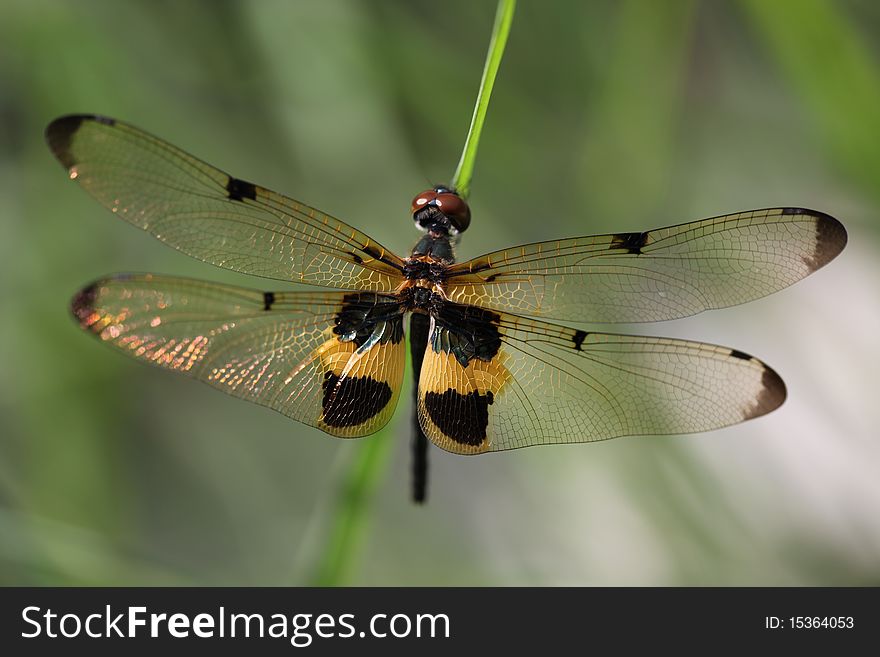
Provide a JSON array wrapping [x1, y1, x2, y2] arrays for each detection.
[[47, 114, 847, 503]]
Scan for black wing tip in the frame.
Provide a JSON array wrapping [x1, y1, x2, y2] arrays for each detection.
[[813, 212, 847, 271], [46, 113, 115, 132], [70, 275, 139, 330], [745, 364, 787, 421], [45, 114, 116, 169], [780, 207, 847, 271], [70, 280, 102, 328]]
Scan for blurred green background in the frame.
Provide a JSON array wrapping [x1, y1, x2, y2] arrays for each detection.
[[1, 0, 878, 586]]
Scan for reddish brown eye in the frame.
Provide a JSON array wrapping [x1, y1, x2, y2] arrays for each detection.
[[435, 193, 471, 232], [411, 190, 438, 214]]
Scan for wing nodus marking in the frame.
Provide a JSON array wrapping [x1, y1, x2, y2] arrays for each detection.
[[226, 176, 257, 202], [425, 389, 494, 447], [572, 329, 588, 351], [321, 372, 392, 428], [263, 291, 275, 311], [611, 231, 649, 254]]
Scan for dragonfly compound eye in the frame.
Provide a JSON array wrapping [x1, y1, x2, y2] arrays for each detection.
[[411, 189, 471, 233], [411, 190, 438, 216], [434, 192, 471, 233]]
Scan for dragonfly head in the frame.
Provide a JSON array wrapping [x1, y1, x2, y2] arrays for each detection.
[[411, 186, 471, 235]]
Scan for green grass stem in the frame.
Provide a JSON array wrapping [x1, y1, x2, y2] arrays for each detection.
[[450, 0, 516, 198]]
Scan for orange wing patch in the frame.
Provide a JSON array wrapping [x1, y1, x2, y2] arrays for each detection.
[[316, 331, 405, 437], [417, 334, 511, 455]]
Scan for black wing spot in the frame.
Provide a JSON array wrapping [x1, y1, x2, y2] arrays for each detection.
[[572, 330, 588, 351], [351, 253, 364, 265], [611, 231, 649, 254], [729, 349, 751, 361], [424, 389, 494, 446], [321, 372, 392, 428], [226, 176, 257, 202], [263, 291, 275, 311], [485, 274, 498, 283]]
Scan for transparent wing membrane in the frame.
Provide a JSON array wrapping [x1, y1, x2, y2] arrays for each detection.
[[419, 312, 785, 454], [46, 115, 405, 291], [447, 208, 846, 322], [72, 275, 406, 437]]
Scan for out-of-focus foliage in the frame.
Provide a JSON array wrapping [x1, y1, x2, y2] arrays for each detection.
[[0, 0, 877, 585]]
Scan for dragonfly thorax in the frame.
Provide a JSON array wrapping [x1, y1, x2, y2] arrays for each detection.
[[403, 255, 448, 282], [410, 234, 455, 264], [398, 283, 445, 315]]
